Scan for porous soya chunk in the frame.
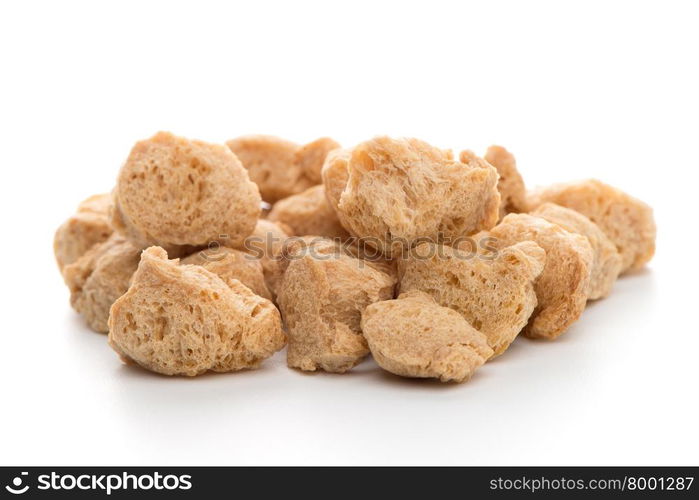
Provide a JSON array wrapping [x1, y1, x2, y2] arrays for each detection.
[[226, 135, 340, 203], [361, 291, 493, 382], [489, 213, 593, 339], [108, 247, 285, 376], [399, 241, 545, 357], [240, 219, 291, 299], [526, 179, 656, 272], [531, 203, 622, 300], [54, 193, 113, 271], [478, 145, 526, 218], [268, 184, 349, 240], [180, 246, 272, 300], [63, 234, 141, 333], [278, 249, 395, 373], [321, 137, 500, 258], [111, 132, 260, 253]]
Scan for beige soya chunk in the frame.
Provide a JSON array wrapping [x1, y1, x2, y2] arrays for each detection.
[[239, 219, 292, 300], [321, 137, 500, 258], [110, 131, 261, 255], [62, 234, 141, 333], [226, 135, 341, 203], [268, 184, 350, 240], [361, 291, 493, 383], [398, 241, 545, 357], [526, 179, 656, 273], [489, 213, 593, 340], [530, 203, 622, 300], [108, 247, 285, 377], [54, 193, 113, 271], [278, 244, 396, 373], [180, 246, 272, 301]]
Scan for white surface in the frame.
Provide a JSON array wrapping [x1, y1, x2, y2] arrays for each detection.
[[1, 0, 698, 466]]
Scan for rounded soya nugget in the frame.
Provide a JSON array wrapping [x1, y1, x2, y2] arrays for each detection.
[[322, 137, 500, 258], [278, 248, 395, 373], [466, 145, 526, 219], [54, 193, 113, 271], [111, 131, 261, 251], [180, 246, 272, 301], [362, 291, 493, 383], [398, 241, 545, 357], [531, 203, 622, 300], [226, 135, 340, 203], [63, 234, 141, 333], [526, 179, 656, 272], [240, 219, 292, 299], [268, 185, 349, 240], [489, 213, 593, 339]]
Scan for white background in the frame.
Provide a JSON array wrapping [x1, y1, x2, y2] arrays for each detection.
[[1, 0, 697, 466]]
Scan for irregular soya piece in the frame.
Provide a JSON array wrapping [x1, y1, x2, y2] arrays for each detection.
[[62, 234, 141, 333], [268, 185, 349, 240], [362, 291, 493, 382], [111, 131, 260, 252], [322, 137, 500, 258], [489, 213, 593, 339], [399, 241, 545, 357], [180, 247, 272, 300], [526, 179, 656, 272], [54, 193, 113, 271], [240, 219, 292, 299], [278, 249, 395, 373], [474, 145, 526, 218], [531, 203, 622, 300], [108, 247, 285, 376], [226, 135, 340, 203]]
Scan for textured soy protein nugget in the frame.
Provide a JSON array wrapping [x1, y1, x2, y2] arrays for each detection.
[[489, 213, 593, 340], [226, 135, 340, 203], [111, 131, 261, 253], [526, 179, 656, 272], [54, 193, 113, 271], [471, 145, 527, 218], [240, 219, 292, 299], [108, 247, 285, 376], [268, 184, 349, 240], [322, 137, 500, 258], [278, 247, 395, 373], [361, 291, 493, 382], [62, 234, 141, 333], [399, 241, 545, 357], [531, 203, 622, 300]]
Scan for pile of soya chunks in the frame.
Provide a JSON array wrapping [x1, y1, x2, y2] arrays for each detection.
[[55, 132, 656, 382]]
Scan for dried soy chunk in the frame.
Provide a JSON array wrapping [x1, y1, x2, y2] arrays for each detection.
[[54, 193, 113, 271], [489, 213, 593, 340], [531, 203, 622, 300], [108, 247, 285, 376], [278, 248, 395, 373], [111, 131, 261, 253], [469, 145, 527, 218], [180, 246, 272, 301], [526, 179, 656, 272], [361, 291, 493, 383], [239, 219, 291, 299], [321, 137, 500, 258], [226, 135, 340, 203], [398, 241, 545, 357], [268, 185, 349, 240], [62, 234, 141, 333]]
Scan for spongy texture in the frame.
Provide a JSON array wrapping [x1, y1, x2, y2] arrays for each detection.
[[63, 234, 141, 333], [362, 291, 493, 382], [526, 179, 656, 272], [268, 185, 349, 240], [489, 213, 593, 339], [240, 219, 291, 299], [180, 246, 272, 300], [322, 137, 500, 257], [111, 131, 260, 251], [54, 193, 113, 271], [531, 203, 622, 300], [226, 135, 340, 203], [398, 241, 545, 357], [108, 247, 285, 376], [481, 145, 526, 218], [278, 249, 396, 373]]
